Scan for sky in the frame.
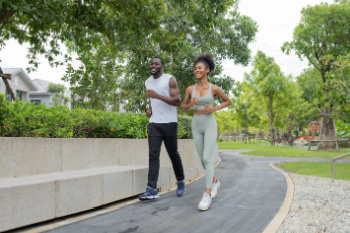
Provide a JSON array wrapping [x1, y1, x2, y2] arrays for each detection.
[[0, 0, 333, 86]]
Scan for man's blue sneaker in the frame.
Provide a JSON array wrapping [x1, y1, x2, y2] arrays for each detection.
[[138, 186, 159, 201], [177, 180, 185, 197]]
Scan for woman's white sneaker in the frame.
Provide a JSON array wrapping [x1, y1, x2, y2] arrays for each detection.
[[211, 179, 220, 198], [198, 192, 212, 211]]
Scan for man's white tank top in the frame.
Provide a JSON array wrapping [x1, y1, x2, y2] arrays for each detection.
[[145, 73, 177, 123]]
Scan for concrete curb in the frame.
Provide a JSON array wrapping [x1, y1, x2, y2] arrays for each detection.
[[262, 163, 295, 233]]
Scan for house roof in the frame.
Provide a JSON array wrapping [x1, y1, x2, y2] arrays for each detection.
[[32, 79, 51, 92], [2, 68, 39, 91]]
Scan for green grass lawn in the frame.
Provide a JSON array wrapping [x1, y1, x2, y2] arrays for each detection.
[[281, 162, 350, 181], [218, 140, 350, 159], [218, 140, 350, 180]]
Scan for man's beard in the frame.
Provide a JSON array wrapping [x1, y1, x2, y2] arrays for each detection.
[[151, 69, 161, 76]]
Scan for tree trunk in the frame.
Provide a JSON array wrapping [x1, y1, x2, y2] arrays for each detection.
[[318, 109, 336, 149], [244, 115, 248, 144], [269, 95, 274, 145], [0, 67, 16, 101]]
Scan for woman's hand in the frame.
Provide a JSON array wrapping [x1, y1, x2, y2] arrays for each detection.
[[190, 97, 199, 106], [204, 104, 216, 113]]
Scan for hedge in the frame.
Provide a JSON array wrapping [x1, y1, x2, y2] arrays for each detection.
[[0, 94, 192, 139]]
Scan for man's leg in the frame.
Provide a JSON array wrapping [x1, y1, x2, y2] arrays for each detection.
[[161, 123, 185, 182], [147, 123, 163, 189]]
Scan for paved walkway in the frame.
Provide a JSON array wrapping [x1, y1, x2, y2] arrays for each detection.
[[40, 150, 348, 233]]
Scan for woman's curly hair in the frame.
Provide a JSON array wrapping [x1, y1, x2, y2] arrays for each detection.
[[193, 53, 215, 74]]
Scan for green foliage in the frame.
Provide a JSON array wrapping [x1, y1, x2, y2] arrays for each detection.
[[296, 67, 322, 107], [63, 38, 123, 110], [0, 100, 192, 139], [282, 2, 350, 112], [118, 1, 257, 111], [282, 2, 350, 148], [226, 51, 316, 139], [336, 120, 350, 139], [281, 162, 350, 181], [248, 51, 293, 143], [0, 0, 164, 69], [47, 83, 67, 107], [214, 110, 237, 135], [1, 1, 257, 112], [230, 78, 260, 132], [177, 115, 193, 139], [0, 94, 10, 135], [327, 55, 350, 121]]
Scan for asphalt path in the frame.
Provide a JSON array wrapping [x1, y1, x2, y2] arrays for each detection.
[[43, 150, 343, 233]]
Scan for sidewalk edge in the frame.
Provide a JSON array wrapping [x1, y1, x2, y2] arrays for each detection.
[[262, 163, 295, 233]]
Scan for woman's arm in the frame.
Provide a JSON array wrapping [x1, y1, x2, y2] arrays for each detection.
[[204, 85, 232, 113], [182, 86, 197, 112]]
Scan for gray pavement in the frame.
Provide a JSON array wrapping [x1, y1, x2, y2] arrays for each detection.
[[42, 150, 344, 233]]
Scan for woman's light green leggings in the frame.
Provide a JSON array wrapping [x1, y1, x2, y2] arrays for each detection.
[[191, 113, 217, 189]]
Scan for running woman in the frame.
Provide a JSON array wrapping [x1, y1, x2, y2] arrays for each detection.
[[182, 53, 232, 210]]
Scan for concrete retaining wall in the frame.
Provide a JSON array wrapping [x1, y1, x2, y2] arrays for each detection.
[[0, 138, 218, 232]]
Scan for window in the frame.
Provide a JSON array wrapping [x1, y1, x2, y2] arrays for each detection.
[[5, 88, 12, 101], [31, 100, 41, 105], [16, 90, 23, 101]]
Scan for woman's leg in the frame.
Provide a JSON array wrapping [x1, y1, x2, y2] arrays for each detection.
[[192, 119, 205, 168], [202, 123, 217, 190]]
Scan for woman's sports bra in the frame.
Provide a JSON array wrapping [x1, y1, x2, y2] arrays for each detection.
[[191, 83, 215, 110]]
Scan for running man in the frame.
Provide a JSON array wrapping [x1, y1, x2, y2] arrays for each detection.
[[139, 56, 185, 201]]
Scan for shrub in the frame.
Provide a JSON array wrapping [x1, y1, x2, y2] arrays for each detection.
[[178, 115, 193, 139], [0, 100, 192, 139], [0, 94, 10, 135], [336, 120, 350, 148]]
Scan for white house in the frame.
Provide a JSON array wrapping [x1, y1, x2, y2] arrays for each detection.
[[30, 79, 72, 108], [0, 68, 38, 101], [29, 79, 53, 106]]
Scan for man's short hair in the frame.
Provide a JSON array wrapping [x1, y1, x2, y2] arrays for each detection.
[[152, 56, 164, 65]]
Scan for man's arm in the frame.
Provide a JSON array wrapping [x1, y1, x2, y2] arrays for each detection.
[[146, 77, 181, 106], [145, 106, 152, 118]]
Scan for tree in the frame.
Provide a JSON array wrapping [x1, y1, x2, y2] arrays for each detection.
[[327, 55, 350, 122], [119, 1, 257, 111], [63, 37, 124, 110], [0, 0, 167, 104], [0, 0, 164, 69], [282, 2, 350, 148], [215, 110, 237, 137], [295, 67, 323, 131], [47, 83, 67, 106], [278, 79, 313, 140], [1, 1, 257, 112], [249, 51, 290, 145], [230, 76, 260, 140]]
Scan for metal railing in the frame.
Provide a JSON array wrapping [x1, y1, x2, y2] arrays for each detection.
[[332, 153, 350, 179]]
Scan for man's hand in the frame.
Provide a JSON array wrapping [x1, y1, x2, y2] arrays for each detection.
[[147, 90, 159, 99], [146, 77, 181, 106], [146, 107, 152, 118]]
